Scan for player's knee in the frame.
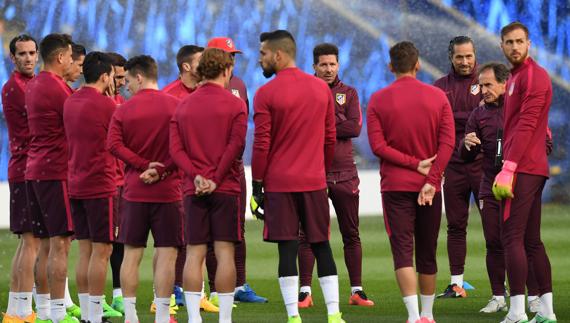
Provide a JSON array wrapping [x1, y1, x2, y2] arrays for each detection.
[[310, 241, 337, 277]]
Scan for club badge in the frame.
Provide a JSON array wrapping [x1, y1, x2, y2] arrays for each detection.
[[231, 89, 241, 98], [470, 84, 480, 95], [335, 93, 346, 105], [226, 39, 233, 48]]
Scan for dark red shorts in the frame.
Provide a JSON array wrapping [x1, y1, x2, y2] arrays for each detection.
[[71, 196, 116, 243], [118, 199, 184, 248], [114, 186, 123, 230], [9, 181, 33, 234], [184, 193, 241, 244], [26, 180, 73, 238], [381, 191, 442, 274], [263, 189, 330, 243]]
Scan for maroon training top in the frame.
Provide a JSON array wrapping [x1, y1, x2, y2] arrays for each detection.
[[503, 57, 551, 177], [107, 89, 182, 202], [25, 71, 73, 181], [163, 79, 195, 99], [170, 82, 247, 196], [434, 66, 483, 165], [367, 76, 455, 192], [64, 87, 117, 198], [252, 67, 336, 192], [327, 77, 361, 182], [2, 71, 34, 182]]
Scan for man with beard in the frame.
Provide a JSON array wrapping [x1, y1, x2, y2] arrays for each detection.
[[163, 45, 204, 99]]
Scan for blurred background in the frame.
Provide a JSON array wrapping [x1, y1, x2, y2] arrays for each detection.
[[1, 0, 568, 203]]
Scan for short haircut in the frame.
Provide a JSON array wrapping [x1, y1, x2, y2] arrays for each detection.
[[313, 43, 338, 65], [82, 52, 113, 84], [196, 48, 234, 81], [448, 35, 475, 57], [176, 45, 204, 73], [478, 62, 510, 84], [72, 43, 86, 60], [389, 41, 419, 74], [106, 52, 127, 67], [259, 30, 296, 60], [124, 55, 158, 81], [39, 33, 73, 63], [9, 34, 38, 55], [500, 21, 529, 40]]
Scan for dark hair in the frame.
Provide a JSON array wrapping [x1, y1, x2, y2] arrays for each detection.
[[72, 43, 86, 60], [106, 52, 127, 67], [389, 41, 419, 74], [83, 52, 113, 84], [196, 48, 234, 81], [501, 21, 529, 40], [125, 55, 158, 81], [313, 43, 339, 65], [259, 29, 296, 59], [9, 34, 38, 55], [39, 33, 73, 63], [176, 45, 204, 73], [448, 36, 475, 57], [478, 62, 510, 83]]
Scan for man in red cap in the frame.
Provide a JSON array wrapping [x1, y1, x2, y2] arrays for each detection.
[[205, 36, 268, 305]]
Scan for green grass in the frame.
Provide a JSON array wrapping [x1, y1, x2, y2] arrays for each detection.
[[1, 204, 569, 322]]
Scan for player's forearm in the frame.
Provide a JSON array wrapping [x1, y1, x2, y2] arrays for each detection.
[[336, 119, 361, 138], [251, 149, 269, 181], [426, 142, 454, 187], [214, 118, 247, 184]]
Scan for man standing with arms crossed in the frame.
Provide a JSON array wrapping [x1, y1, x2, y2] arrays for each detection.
[[251, 29, 344, 323], [494, 21, 557, 323], [368, 41, 454, 323], [433, 36, 483, 298], [297, 42, 373, 308], [2, 34, 40, 323]]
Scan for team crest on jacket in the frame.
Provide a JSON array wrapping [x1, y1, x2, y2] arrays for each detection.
[[509, 82, 515, 96], [231, 89, 241, 98], [470, 84, 480, 95], [336, 93, 346, 105]]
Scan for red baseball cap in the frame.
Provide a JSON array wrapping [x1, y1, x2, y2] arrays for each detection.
[[207, 37, 242, 54]]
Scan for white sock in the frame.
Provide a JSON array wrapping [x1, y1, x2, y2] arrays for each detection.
[[403, 295, 420, 322], [210, 292, 218, 299], [494, 295, 505, 303], [50, 298, 67, 322], [299, 286, 312, 295], [420, 294, 435, 319], [36, 294, 51, 320], [528, 295, 539, 303], [218, 292, 234, 323], [113, 288, 123, 299], [124, 297, 138, 323], [234, 285, 245, 293], [33, 285, 38, 307], [450, 274, 463, 287], [7, 292, 18, 315], [88, 295, 104, 323], [78, 293, 89, 321], [351, 286, 363, 295], [540, 292, 554, 316], [155, 297, 170, 323], [184, 292, 202, 323], [278, 276, 299, 317], [319, 275, 340, 315], [64, 278, 75, 307], [508, 295, 525, 317], [18, 292, 33, 317]]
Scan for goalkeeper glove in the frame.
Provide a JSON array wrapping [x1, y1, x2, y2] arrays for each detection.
[[250, 180, 264, 220], [492, 160, 517, 200]]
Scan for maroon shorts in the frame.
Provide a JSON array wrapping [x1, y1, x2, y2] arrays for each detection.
[[263, 189, 330, 243], [71, 196, 117, 243], [381, 191, 442, 274], [184, 193, 241, 244], [118, 199, 184, 248], [9, 181, 33, 234], [114, 186, 123, 229], [26, 180, 73, 238]]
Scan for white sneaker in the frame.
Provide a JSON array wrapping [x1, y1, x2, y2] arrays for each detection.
[[480, 296, 508, 313], [500, 313, 529, 323], [528, 298, 541, 313]]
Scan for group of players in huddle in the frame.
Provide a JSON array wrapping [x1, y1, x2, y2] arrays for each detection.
[[1, 20, 557, 323]]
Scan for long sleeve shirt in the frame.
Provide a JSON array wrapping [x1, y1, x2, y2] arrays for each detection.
[[503, 57, 551, 177], [107, 89, 182, 202], [367, 76, 455, 192], [64, 87, 117, 198], [434, 66, 483, 165], [252, 67, 336, 192], [2, 71, 34, 182], [170, 83, 247, 196], [25, 71, 73, 181]]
